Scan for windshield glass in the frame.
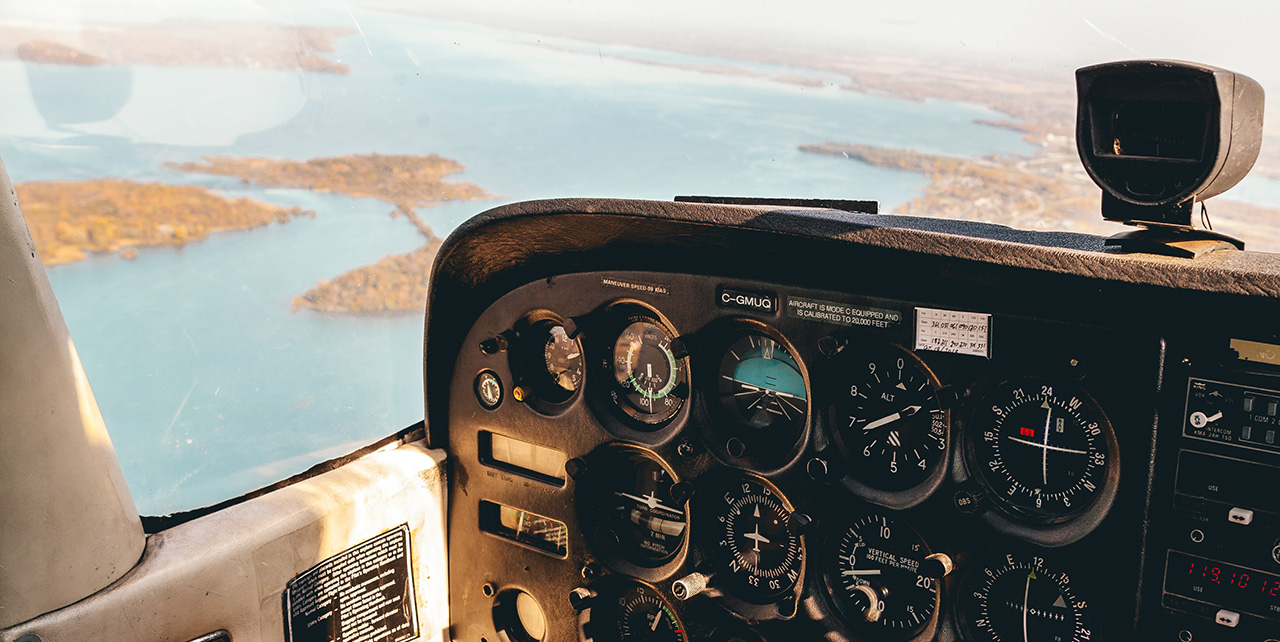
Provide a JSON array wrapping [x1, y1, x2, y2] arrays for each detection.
[[4, 0, 1278, 515]]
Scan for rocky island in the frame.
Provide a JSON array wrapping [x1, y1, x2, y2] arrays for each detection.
[[171, 153, 494, 313], [291, 239, 444, 314], [17, 180, 311, 266]]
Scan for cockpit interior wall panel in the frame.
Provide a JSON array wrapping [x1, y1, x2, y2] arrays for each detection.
[[0, 443, 449, 642], [428, 199, 1280, 642]]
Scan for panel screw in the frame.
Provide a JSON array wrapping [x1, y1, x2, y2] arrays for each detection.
[[676, 440, 695, 458], [482, 582, 496, 597]]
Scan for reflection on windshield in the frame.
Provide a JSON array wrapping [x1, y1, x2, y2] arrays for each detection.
[[2, 1, 1278, 514]]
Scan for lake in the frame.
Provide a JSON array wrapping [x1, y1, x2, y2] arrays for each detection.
[[0, 11, 1037, 514]]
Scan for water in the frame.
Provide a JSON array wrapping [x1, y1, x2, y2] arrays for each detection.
[[0, 11, 1035, 514]]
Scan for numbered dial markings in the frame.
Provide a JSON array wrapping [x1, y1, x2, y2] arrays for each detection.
[[969, 380, 1111, 522], [825, 513, 939, 637], [961, 554, 1094, 642], [580, 449, 688, 567], [833, 347, 948, 492], [716, 332, 809, 456], [543, 324, 584, 397], [704, 476, 804, 603], [588, 580, 688, 642], [610, 319, 687, 426]]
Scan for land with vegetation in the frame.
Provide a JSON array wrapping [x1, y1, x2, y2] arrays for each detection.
[[3, 19, 352, 74], [17, 180, 311, 266], [170, 153, 494, 313], [499, 19, 1280, 249], [800, 142, 1280, 252]]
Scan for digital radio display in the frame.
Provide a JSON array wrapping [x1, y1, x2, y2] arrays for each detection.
[[1165, 551, 1280, 619]]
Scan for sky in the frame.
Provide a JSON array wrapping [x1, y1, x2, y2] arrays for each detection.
[[1, 0, 1277, 115]]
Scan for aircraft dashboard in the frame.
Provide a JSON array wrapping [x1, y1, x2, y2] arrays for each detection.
[[430, 198, 1280, 642]]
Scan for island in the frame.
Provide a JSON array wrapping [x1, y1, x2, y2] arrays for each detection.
[[15, 41, 107, 66], [170, 153, 495, 313], [16, 180, 311, 266], [800, 142, 1280, 252], [4, 19, 353, 74], [292, 239, 444, 314]]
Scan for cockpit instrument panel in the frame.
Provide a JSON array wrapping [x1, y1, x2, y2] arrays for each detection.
[[436, 199, 1280, 642]]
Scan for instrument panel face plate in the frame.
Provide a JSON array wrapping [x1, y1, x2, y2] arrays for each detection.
[[445, 268, 1165, 642]]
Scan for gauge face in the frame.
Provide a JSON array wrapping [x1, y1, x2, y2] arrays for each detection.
[[609, 319, 687, 426], [586, 579, 687, 642], [510, 317, 583, 409], [968, 379, 1112, 522], [715, 331, 809, 459], [824, 513, 938, 638], [831, 346, 948, 492], [960, 554, 1094, 642], [579, 448, 688, 567], [616, 583, 686, 642], [702, 475, 803, 604], [543, 324, 584, 397]]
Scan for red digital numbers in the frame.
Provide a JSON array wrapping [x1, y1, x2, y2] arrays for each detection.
[[1020, 427, 1036, 437]]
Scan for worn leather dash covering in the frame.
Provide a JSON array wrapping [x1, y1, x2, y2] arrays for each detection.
[[422, 198, 1280, 447]]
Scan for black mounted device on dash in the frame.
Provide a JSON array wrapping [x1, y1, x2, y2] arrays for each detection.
[[1076, 60, 1265, 257]]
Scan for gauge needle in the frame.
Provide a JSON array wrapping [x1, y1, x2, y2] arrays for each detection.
[[1042, 405, 1053, 486], [745, 523, 771, 552], [614, 491, 682, 515], [723, 377, 804, 400], [1022, 572, 1032, 642], [863, 406, 922, 432], [1008, 436, 1088, 455], [650, 610, 662, 631], [842, 569, 881, 576]]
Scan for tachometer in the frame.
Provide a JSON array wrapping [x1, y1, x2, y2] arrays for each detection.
[[578, 578, 688, 642], [966, 379, 1114, 523]]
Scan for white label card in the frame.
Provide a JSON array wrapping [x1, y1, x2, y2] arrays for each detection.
[[914, 308, 991, 358]]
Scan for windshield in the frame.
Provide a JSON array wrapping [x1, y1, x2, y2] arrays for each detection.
[[4, 0, 1278, 515]]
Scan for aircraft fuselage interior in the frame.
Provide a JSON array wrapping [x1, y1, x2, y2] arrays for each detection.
[[3, 60, 1280, 642]]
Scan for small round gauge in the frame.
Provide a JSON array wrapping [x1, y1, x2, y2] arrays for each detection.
[[700, 474, 804, 604], [823, 512, 940, 638], [967, 379, 1114, 523], [714, 330, 809, 461], [582, 579, 687, 642], [578, 447, 689, 568], [959, 554, 1095, 642], [606, 316, 688, 427], [830, 345, 948, 494], [543, 324, 584, 397], [509, 315, 584, 410]]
